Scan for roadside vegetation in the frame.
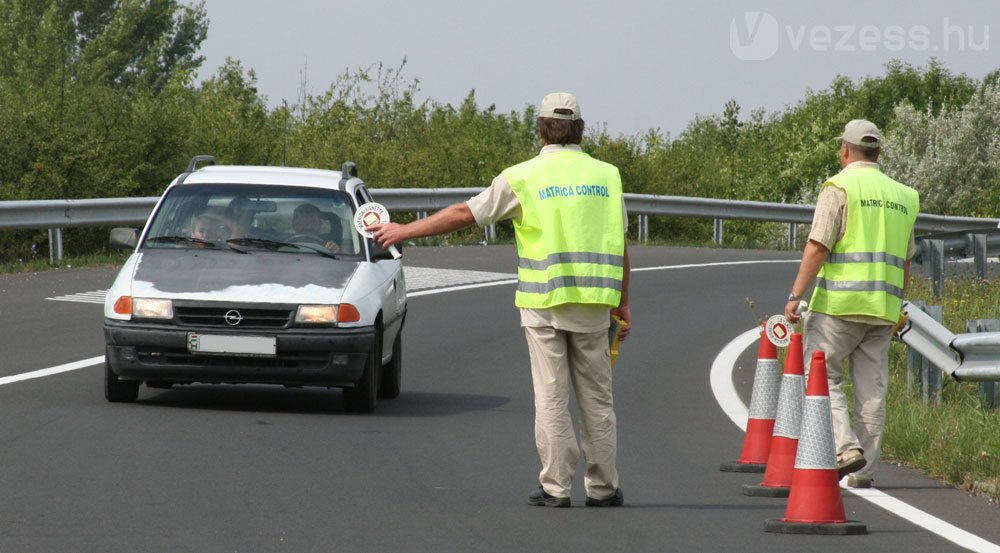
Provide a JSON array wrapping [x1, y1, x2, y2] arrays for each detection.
[[885, 274, 1000, 505], [2, 1, 999, 503]]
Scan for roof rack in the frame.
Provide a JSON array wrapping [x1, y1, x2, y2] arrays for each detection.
[[339, 161, 358, 188], [187, 155, 217, 172]]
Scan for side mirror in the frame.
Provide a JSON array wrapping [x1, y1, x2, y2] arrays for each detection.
[[110, 228, 139, 250]]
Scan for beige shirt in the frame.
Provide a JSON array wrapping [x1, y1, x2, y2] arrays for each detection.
[[466, 144, 628, 333], [807, 161, 916, 325]]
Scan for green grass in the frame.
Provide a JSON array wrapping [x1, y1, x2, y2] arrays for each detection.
[[884, 273, 1000, 504]]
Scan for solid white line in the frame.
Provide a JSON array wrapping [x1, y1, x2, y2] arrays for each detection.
[[408, 279, 519, 297], [847, 488, 1000, 553], [712, 329, 1000, 552], [709, 327, 761, 432], [0, 356, 105, 386], [633, 259, 799, 272]]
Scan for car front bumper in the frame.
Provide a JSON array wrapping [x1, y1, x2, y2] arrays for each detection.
[[104, 320, 375, 387]]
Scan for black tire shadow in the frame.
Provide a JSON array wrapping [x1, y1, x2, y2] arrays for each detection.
[[137, 384, 510, 417]]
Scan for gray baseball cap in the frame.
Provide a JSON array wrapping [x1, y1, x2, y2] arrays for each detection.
[[539, 92, 581, 120], [838, 119, 882, 148]]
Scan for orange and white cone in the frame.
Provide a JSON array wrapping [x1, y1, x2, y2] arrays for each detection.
[[765, 351, 867, 535], [721, 328, 780, 473], [743, 332, 804, 497]]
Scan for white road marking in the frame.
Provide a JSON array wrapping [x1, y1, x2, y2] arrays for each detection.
[[0, 356, 105, 386], [45, 290, 107, 304], [711, 328, 1000, 552], [27, 257, 1000, 550]]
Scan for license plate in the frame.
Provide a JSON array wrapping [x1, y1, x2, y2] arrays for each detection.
[[188, 333, 276, 357]]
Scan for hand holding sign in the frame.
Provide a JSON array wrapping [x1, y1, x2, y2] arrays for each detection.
[[354, 202, 401, 259]]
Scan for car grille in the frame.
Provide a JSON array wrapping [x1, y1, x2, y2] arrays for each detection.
[[174, 305, 294, 329], [136, 348, 331, 371]]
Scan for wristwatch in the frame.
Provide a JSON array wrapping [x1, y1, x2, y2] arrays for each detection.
[[788, 293, 802, 301]]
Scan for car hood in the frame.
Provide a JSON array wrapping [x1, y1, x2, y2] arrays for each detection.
[[129, 249, 360, 304]]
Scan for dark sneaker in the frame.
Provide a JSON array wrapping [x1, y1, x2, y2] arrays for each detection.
[[528, 486, 570, 507], [837, 448, 867, 478], [585, 488, 624, 507]]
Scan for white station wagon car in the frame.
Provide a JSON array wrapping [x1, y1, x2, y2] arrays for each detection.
[[104, 156, 406, 413]]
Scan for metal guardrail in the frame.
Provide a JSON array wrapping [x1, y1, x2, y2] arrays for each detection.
[[899, 300, 1000, 382], [3, 189, 997, 233]]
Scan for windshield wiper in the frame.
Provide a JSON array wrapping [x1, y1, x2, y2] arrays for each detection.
[[227, 238, 339, 259], [146, 235, 217, 248], [227, 237, 292, 250]]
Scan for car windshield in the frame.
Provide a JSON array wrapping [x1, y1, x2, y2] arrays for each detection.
[[142, 184, 362, 258]]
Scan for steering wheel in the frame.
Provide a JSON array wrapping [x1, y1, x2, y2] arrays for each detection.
[[287, 234, 325, 244]]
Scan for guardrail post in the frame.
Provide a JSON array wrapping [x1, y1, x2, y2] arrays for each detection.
[[907, 301, 943, 404], [929, 239, 945, 298], [713, 219, 723, 245], [485, 224, 496, 244], [48, 228, 64, 265], [638, 215, 648, 244], [922, 304, 944, 405], [788, 223, 797, 249], [967, 319, 1000, 409], [973, 234, 988, 279]]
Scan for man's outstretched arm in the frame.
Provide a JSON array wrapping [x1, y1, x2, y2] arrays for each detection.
[[371, 202, 476, 248]]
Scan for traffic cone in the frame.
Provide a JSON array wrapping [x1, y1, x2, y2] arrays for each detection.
[[743, 332, 804, 497], [721, 328, 780, 473], [765, 351, 867, 535]]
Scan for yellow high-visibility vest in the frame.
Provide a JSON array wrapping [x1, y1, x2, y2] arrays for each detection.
[[503, 150, 624, 309], [810, 166, 919, 322]]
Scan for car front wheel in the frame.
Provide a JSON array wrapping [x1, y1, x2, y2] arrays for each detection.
[[378, 334, 401, 399], [104, 352, 139, 403], [343, 325, 380, 413]]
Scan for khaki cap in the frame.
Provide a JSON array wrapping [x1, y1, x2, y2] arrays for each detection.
[[539, 92, 581, 120], [838, 119, 882, 148]]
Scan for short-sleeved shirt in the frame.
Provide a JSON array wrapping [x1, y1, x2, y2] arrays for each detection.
[[466, 144, 628, 333], [807, 161, 916, 326]]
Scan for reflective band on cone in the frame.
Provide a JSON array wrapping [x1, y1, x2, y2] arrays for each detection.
[[765, 351, 867, 535], [721, 328, 780, 473], [743, 332, 804, 497]]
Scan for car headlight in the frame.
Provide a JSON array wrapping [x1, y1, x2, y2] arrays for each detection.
[[132, 298, 174, 319], [295, 304, 361, 324]]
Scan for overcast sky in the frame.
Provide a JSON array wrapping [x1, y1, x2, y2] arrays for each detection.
[[194, 0, 997, 137]]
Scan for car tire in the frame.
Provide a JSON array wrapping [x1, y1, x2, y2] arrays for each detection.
[[378, 334, 401, 399], [343, 325, 380, 413], [105, 354, 139, 403]]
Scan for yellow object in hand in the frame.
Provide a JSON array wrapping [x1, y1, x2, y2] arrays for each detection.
[[609, 315, 629, 367]]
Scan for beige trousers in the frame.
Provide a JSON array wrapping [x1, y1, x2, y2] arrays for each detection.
[[524, 326, 619, 499], [803, 312, 893, 478]]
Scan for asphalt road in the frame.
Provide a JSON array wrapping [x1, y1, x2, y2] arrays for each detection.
[[0, 245, 997, 552]]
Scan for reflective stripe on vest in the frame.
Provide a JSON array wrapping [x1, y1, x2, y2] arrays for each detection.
[[518, 251, 624, 271], [504, 149, 624, 309], [815, 277, 904, 298], [517, 275, 624, 295], [809, 166, 919, 322], [827, 252, 907, 269]]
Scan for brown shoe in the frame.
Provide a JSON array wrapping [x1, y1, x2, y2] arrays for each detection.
[[837, 448, 866, 478]]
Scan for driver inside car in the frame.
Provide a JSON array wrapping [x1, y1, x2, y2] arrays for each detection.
[[291, 203, 341, 252]]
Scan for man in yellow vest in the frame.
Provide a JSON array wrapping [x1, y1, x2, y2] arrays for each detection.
[[372, 92, 631, 507], [784, 119, 919, 489]]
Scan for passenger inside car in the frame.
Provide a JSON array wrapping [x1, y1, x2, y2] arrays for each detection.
[[291, 203, 342, 252], [190, 213, 230, 243]]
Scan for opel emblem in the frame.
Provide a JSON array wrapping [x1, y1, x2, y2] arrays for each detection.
[[224, 309, 243, 326]]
